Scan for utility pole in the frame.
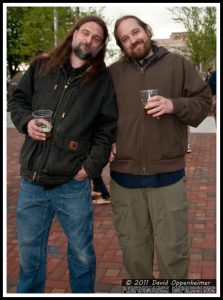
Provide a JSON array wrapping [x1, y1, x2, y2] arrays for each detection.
[[54, 8, 58, 47], [76, 7, 80, 18]]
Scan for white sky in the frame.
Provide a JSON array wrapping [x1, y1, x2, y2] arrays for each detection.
[[101, 3, 186, 51], [102, 3, 186, 40]]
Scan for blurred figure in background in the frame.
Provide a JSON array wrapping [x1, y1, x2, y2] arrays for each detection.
[[205, 67, 213, 82], [92, 175, 111, 204], [208, 70, 216, 122]]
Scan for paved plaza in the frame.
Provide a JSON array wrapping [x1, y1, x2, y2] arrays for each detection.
[[6, 115, 217, 294]]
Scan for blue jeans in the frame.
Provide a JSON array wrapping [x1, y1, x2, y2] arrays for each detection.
[[16, 178, 96, 293]]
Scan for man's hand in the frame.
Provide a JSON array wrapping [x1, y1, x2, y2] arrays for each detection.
[[109, 143, 116, 162], [74, 167, 88, 180], [144, 96, 174, 118], [27, 119, 50, 141]]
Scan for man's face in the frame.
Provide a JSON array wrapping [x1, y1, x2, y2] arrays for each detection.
[[72, 21, 104, 60], [117, 18, 152, 60]]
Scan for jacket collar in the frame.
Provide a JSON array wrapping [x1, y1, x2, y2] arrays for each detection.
[[130, 45, 159, 68], [63, 59, 90, 78], [121, 45, 169, 68]]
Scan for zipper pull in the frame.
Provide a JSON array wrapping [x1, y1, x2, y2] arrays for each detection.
[[54, 84, 58, 90], [32, 171, 37, 181], [61, 112, 65, 118], [65, 77, 70, 89]]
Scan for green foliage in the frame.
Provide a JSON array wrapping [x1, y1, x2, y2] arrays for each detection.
[[168, 6, 216, 71], [7, 6, 107, 78], [7, 7, 30, 77], [20, 7, 57, 57]]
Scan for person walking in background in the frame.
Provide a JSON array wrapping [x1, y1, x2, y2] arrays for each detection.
[[7, 70, 26, 101], [92, 175, 111, 204], [108, 15, 212, 279], [7, 51, 49, 108], [187, 142, 192, 153], [205, 67, 213, 82], [187, 126, 192, 153], [8, 15, 118, 293], [207, 70, 216, 122]]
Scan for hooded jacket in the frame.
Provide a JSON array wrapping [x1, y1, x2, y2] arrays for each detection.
[[8, 59, 118, 185], [109, 46, 212, 176]]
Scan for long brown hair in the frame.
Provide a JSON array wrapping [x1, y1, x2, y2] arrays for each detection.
[[38, 16, 109, 83], [114, 15, 157, 50]]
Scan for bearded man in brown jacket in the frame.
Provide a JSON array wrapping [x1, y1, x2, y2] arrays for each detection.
[[108, 15, 212, 279]]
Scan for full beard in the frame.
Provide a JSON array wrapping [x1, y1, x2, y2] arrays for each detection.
[[128, 40, 151, 60], [72, 43, 98, 60]]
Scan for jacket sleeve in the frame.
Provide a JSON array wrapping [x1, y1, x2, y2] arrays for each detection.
[[82, 72, 118, 178], [171, 56, 212, 127], [7, 63, 36, 134]]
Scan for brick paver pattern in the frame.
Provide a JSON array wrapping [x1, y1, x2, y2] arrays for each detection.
[[6, 128, 216, 293]]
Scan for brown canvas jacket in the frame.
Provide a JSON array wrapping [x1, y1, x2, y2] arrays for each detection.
[[109, 46, 212, 175]]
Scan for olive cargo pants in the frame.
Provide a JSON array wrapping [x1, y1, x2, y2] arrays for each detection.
[[110, 178, 189, 279]]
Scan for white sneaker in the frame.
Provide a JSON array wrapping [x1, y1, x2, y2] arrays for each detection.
[[93, 197, 111, 204], [187, 144, 192, 153]]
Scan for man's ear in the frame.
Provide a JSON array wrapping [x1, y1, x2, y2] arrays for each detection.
[[146, 27, 152, 38]]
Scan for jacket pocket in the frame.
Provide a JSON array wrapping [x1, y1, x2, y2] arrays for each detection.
[[43, 135, 90, 176]]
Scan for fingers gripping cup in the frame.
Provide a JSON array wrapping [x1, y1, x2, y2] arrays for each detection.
[[32, 110, 53, 138]]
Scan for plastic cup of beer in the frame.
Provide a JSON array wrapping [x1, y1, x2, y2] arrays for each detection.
[[32, 109, 53, 138], [139, 89, 160, 119]]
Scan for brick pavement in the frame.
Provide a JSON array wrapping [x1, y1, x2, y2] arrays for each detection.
[[6, 128, 216, 294]]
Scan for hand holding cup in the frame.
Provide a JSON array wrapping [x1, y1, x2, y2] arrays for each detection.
[[29, 110, 53, 140], [139, 89, 160, 119]]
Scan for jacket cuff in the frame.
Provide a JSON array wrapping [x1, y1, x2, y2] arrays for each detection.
[[21, 116, 33, 134], [170, 98, 182, 115]]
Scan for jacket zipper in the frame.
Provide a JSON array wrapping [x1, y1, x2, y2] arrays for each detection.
[[131, 60, 155, 174], [33, 171, 37, 181], [32, 72, 83, 182], [140, 66, 146, 174], [55, 73, 82, 120], [142, 109, 146, 175]]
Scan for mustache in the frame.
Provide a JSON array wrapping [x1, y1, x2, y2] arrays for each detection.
[[131, 40, 143, 50], [80, 42, 91, 49]]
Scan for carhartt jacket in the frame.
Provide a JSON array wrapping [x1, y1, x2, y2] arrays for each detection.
[[8, 59, 118, 185], [109, 46, 212, 175]]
